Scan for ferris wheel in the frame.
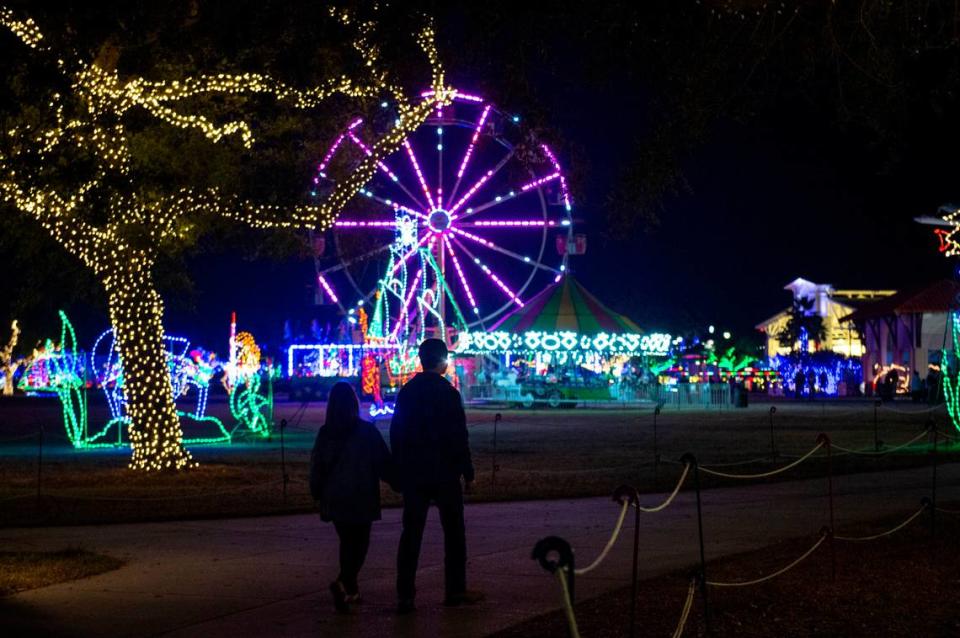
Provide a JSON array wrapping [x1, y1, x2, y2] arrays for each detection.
[[310, 88, 574, 337]]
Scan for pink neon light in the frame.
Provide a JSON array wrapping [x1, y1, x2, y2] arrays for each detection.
[[391, 269, 423, 338], [334, 220, 396, 227], [389, 235, 431, 277], [421, 89, 485, 103], [317, 118, 365, 174], [403, 139, 435, 210], [317, 274, 339, 304], [465, 220, 556, 227], [449, 170, 494, 215], [457, 105, 491, 180], [479, 260, 523, 307], [520, 172, 560, 192], [348, 132, 400, 182], [540, 143, 572, 210], [451, 227, 493, 247], [443, 235, 478, 312]]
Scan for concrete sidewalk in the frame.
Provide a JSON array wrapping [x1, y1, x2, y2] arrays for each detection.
[[1, 463, 956, 638]]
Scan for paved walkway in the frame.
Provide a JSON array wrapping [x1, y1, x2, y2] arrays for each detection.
[[1, 463, 957, 637]]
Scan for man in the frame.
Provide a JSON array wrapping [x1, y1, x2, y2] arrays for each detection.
[[390, 338, 484, 614]]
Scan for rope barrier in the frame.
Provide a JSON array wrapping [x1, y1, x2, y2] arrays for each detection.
[[499, 462, 648, 476], [830, 430, 930, 456], [574, 500, 630, 575], [636, 464, 690, 513], [690, 456, 771, 468], [934, 506, 960, 515], [878, 403, 945, 415], [834, 505, 928, 541], [698, 441, 823, 479], [556, 568, 581, 638], [671, 578, 697, 638], [705, 533, 827, 588]]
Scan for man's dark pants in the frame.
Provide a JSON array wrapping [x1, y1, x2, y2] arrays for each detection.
[[397, 481, 466, 600]]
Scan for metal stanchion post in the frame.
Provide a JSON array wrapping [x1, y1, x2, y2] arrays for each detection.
[[681, 453, 709, 633], [818, 433, 836, 580], [653, 405, 661, 465], [280, 418, 289, 501], [930, 424, 938, 538], [614, 485, 642, 638], [492, 412, 501, 492], [532, 536, 576, 629], [36, 425, 44, 503], [874, 399, 881, 452], [768, 406, 778, 461]]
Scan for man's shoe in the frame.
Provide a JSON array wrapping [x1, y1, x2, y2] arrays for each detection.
[[397, 598, 416, 615], [443, 590, 485, 607]]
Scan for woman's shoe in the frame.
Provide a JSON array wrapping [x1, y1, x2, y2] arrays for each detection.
[[344, 590, 363, 604], [330, 581, 350, 614]]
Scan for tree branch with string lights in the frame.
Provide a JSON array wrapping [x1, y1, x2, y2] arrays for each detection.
[[0, 6, 452, 470]]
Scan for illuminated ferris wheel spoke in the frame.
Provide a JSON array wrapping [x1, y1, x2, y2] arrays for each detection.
[[451, 226, 561, 274], [451, 236, 524, 307], [348, 131, 426, 211], [448, 104, 492, 206], [448, 147, 515, 215], [519, 172, 561, 192], [442, 234, 479, 315], [360, 190, 428, 221], [402, 139, 436, 211], [333, 219, 397, 228], [458, 219, 558, 228], [389, 234, 432, 277], [319, 244, 391, 275]]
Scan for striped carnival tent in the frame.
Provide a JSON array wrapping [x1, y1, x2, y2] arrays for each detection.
[[491, 276, 642, 334]]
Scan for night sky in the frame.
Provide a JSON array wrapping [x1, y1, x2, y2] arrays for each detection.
[[4, 1, 959, 353]]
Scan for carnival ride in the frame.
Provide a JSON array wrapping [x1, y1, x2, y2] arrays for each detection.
[[292, 88, 578, 409]]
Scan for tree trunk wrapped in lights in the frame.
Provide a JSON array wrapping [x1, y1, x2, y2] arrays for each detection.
[[1, 319, 21, 396], [0, 7, 453, 470]]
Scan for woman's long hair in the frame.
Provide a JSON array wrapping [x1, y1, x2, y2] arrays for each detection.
[[324, 381, 360, 438]]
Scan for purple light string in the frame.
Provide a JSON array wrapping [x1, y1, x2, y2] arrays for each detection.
[[540, 143, 572, 211], [443, 235, 478, 313], [389, 235, 431, 277], [452, 236, 524, 308], [457, 105, 492, 180], [403, 138, 435, 210], [316, 117, 363, 177], [334, 220, 397, 227], [465, 219, 556, 227], [317, 274, 339, 304], [519, 171, 561, 192], [348, 131, 401, 183], [449, 170, 495, 216]]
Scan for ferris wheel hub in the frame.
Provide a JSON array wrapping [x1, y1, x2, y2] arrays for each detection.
[[428, 208, 452, 233]]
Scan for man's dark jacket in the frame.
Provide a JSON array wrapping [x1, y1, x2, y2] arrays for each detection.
[[389, 371, 474, 489], [309, 419, 393, 523]]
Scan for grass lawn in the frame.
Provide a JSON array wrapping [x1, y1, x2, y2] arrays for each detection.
[[1, 395, 957, 526], [0, 548, 123, 596], [492, 504, 960, 637]]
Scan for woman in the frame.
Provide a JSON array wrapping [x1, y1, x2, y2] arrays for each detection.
[[309, 381, 393, 613]]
